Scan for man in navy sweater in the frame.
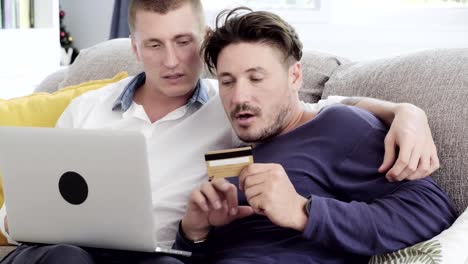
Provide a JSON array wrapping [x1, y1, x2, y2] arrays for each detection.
[[175, 7, 457, 264]]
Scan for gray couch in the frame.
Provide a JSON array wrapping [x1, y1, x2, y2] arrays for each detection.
[[39, 38, 468, 212], [2, 38, 466, 260]]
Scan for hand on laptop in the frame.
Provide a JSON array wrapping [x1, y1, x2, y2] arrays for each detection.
[[181, 179, 254, 241]]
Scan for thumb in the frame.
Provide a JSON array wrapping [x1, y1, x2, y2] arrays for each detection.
[[379, 135, 396, 173], [235, 206, 255, 219]]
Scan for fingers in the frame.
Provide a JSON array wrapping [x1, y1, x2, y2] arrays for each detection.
[[239, 164, 269, 190], [385, 134, 441, 182], [191, 179, 239, 216], [428, 140, 440, 174], [407, 153, 431, 180], [200, 181, 224, 210], [247, 195, 267, 215], [190, 180, 230, 210], [430, 152, 440, 173], [396, 144, 422, 181], [212, 180, 239, 215], [190, 188, 210, 212], [385, 142, 413, 182], [244, 184, 263, 203], [236, 206, 255, 219], [243, 172, 265, 190], [379, 134, 397, 173], [406, 140, 440, 180]]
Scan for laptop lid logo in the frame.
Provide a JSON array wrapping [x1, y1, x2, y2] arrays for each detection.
[[58, 171, 88, 205]]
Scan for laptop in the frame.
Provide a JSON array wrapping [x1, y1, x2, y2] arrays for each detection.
[[0, 126, 191, 257]]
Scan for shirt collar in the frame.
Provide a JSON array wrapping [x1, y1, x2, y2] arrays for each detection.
[[112, 72, 209, 112]]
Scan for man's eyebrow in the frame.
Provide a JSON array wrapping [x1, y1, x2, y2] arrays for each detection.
[[142, 34, 193, 44], [218, 72, 233, 78], [218, 67, 266, 77], [246, 67, 266, 74], [143, 38, 162, 44], [174, 34, 193, 39]]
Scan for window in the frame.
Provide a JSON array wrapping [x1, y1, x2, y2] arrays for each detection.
[[388, 0, 468, 7], [202, 0, 319, 9], [201, 0, 331, 25], [332, 0, 468, 30]]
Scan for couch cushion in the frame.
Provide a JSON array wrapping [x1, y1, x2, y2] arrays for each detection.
[[322, 48, 468, 214], [0, 72, 128, 127], [35, 67, 69, 93], [299, 50, 348, 104], [58, 38, 143, 88]]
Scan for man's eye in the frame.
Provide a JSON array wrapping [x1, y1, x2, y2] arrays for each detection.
[[251, 77, 263, 82], [177, 40, 191, 46], [221, 80, 233, 86]]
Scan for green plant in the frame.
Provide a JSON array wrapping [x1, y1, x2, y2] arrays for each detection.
[[369, 240, 442, 264]]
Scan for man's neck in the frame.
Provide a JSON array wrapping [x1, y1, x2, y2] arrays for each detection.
[[280, 106, 317, 136], [134, 83, 194, 123]]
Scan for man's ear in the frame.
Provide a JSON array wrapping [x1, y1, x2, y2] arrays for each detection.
[[203, 26, 211, 38], [289, 61, 303, 92], [130, 35, 141, 62], [199, 25, 212, 45]]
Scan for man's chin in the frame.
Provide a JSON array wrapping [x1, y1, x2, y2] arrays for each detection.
[[236, 131, 260, 143], [161, 85, 195, 98]]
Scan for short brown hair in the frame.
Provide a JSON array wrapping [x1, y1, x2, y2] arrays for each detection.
[[202, 7, 303, 74], [128, 0, 205, 34]]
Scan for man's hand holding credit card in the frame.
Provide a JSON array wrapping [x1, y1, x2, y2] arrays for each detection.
[[205, 146, 253, 180]]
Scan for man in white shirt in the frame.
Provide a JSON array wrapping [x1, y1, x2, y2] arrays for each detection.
[[0, 0, 439, 263]]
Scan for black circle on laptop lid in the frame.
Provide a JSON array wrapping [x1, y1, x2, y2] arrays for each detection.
[[58, 171, 88, 205]]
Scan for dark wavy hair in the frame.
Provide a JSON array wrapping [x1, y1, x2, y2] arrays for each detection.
[[202, 7, 303, 74]]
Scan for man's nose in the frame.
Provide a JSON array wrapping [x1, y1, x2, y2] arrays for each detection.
[[163, 44, 180, 68], [231, 79, 251, 105]]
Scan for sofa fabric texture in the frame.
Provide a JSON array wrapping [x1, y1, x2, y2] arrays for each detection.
[[322, 48, 468, 214], [57, 38, 144, 89]]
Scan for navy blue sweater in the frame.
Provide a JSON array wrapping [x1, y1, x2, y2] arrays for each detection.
[[174, 105, 456, 264]]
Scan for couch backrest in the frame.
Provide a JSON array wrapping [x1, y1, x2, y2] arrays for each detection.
[[57, 38, 144, 89], [36, 39, 466, 213], [322, 48, 468, 214], [37, 38, 345, 99]]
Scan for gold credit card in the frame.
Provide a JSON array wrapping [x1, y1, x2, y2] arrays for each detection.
[[205, 146, 253, 180]]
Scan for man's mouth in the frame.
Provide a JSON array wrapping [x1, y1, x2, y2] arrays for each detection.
[[234, 112, 256, 126], [236, 112, 254, 120], [163, 73, 184, 80]]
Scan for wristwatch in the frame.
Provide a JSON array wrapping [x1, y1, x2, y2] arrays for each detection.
[[303, 196, 313, 217]]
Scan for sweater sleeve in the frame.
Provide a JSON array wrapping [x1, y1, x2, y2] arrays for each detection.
[[173, 221, 212, 258], [303, 128, 457, 256]]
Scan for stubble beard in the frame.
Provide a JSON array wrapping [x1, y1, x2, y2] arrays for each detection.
[[234, 102, 292, 143]]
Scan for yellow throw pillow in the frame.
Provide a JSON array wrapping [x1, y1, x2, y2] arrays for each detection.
[[0, 71, 128, 244], [0, 71, 128, 127]]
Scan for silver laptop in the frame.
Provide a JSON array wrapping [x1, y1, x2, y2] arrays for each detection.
[[0, 126, 191, 257]]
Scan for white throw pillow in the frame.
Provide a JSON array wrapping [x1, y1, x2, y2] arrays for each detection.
[[369, 208, 468, 264]]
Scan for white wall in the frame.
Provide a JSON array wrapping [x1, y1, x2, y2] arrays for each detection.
[[59, 1, 468, 59], [60, 0, 114, 50]]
